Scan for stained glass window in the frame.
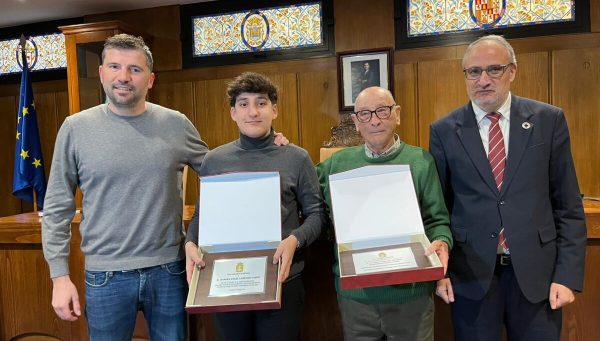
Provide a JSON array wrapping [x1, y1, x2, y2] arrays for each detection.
[[192, 2, 323, 57], [408, 0, 576, 37], [0, 33, 66, 75]]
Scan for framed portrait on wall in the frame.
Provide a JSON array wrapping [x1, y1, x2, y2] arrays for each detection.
[[337, 48, 393, 112]]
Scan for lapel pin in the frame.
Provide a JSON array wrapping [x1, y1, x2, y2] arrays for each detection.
[[522, 122, 532, 130]]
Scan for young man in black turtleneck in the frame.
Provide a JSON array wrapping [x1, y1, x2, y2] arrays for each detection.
[[185, 72, 325, 341]]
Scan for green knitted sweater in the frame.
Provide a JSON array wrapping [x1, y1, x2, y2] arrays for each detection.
[[316, 143, 452, 304]]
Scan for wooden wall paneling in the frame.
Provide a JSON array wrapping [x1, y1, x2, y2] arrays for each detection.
[[333, 0, 395, 52], [591, 0, 600, 33], [150, 80, 199, 206], [78, 78, 103, 113], [510, 52, 549, 103], [297, 70, 340, 163], [395, 45, 463, 64], [300, 240, 342, 340], [63, 33, 80, 116], [157, 57, 337, 85], [417, 59, 467, 149], [7, 246, 72, 340], [560, 240, 600, 341], [86, 6, 182, 71], [393, 63, 418, 146], [0, 80, 68, 98], [0, 249, 14, 340], [150, 81, 195, 117], [269, 73, 300, 145], [0, 96, 22, 217], [194, 78, 239, 150], [55, 90, 70, 120], [552, 48, 600, 198], [189, 312, 217, 341]]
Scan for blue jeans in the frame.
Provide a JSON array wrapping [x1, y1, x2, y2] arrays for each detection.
[[84, 260, 187, 341]]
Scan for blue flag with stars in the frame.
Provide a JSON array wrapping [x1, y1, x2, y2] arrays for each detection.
[[13, 38, 47, 209]]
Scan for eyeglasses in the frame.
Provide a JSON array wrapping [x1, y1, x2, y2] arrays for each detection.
[[463, 64, 513, 80], [352, 105, 396, 123]]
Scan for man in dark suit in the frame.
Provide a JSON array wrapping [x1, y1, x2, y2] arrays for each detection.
[[361, 61, 378, 90], [429, 35, 587, 340]]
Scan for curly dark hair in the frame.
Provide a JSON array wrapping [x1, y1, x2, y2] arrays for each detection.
[[227, 72, 278, 107], [102, 34, 153, 71]]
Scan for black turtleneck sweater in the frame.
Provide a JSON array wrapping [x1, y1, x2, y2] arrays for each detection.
[[186, 131, 325, 280]]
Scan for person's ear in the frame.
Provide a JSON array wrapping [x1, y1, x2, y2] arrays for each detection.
[[350, 114, 360, 132], [394, 105, 401, 126]]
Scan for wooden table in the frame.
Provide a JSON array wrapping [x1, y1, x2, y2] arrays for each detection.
[[1, 202, 599, 341]]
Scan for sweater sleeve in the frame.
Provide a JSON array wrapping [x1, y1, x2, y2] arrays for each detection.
[[186, 202, 200, 245], [417, 152, 453, 250], [289, 153, 325, 248], [182, 114, 209, 173], [185, 153, 211, 246], [42, 119, 78, 278]]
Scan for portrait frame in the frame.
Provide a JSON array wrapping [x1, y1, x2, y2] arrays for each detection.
[[337, 48, 393, 112]]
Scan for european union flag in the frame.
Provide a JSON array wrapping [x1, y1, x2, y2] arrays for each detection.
[[13, 37, 46, 209]]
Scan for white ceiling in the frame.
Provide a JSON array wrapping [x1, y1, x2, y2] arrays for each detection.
[[0, 0, 212, 28]]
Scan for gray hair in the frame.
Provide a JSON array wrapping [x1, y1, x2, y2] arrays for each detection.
[[462, 35, 517, 67], [102, 34, 154, 71]]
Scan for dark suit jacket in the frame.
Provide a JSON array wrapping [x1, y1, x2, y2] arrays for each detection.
[[361, 69, 377, 89], [429, 95, 587, 303]]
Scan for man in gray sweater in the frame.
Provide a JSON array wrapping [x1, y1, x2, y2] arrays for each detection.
[[42, 34, 205, 340], [185, 72, 325, 341]]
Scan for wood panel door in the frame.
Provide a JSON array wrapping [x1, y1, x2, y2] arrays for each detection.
[[394, 63, 418, 146], [552, 48, 600, 198], [417, 59, 467, 149], [298, 70, 340, 163], [0, 96, 21, 217]]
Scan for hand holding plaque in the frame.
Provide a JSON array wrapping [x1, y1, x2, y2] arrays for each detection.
[[273, 234, 298, 283], [185, 241, 205, 285]]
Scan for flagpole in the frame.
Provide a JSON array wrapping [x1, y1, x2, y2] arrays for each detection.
[[22, 34, 38, 213], [33, 191, 38, 212]]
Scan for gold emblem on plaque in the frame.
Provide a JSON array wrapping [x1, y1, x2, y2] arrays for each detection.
[[236, 262, 244, 272], [378, 252, 387, 258]]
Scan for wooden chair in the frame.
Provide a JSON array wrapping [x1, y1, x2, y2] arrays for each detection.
[[319, 147, 345, 162]]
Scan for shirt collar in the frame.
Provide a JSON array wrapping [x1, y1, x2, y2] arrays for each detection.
[[365, 134, 401, 158], [473, 92, 512, 125]]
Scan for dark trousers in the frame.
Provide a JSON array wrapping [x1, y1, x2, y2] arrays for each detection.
[[451, 258, 562, 341], [214, 275, 305, 341]]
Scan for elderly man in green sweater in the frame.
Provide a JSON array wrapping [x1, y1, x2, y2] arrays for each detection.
[[316, 86, 452, 341]]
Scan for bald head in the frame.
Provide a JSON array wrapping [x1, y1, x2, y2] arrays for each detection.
[[351, 86, 400, 155], [355, 87, 394, 111]]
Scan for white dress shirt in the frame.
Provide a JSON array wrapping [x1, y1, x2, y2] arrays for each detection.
[[472, 94, 512, 156]]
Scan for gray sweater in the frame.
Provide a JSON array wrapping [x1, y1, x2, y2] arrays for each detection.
[[42, 103, 209, 278], [186, 131, 325, 279]]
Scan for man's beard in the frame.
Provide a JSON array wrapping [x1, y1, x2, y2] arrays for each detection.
[[104, 83, 140, 108]]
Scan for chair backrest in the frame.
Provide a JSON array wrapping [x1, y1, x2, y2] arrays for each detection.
[[319, 147, 345, 162]]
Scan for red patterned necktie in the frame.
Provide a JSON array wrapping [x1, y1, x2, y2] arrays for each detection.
[[486, 112, 508, 253]]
